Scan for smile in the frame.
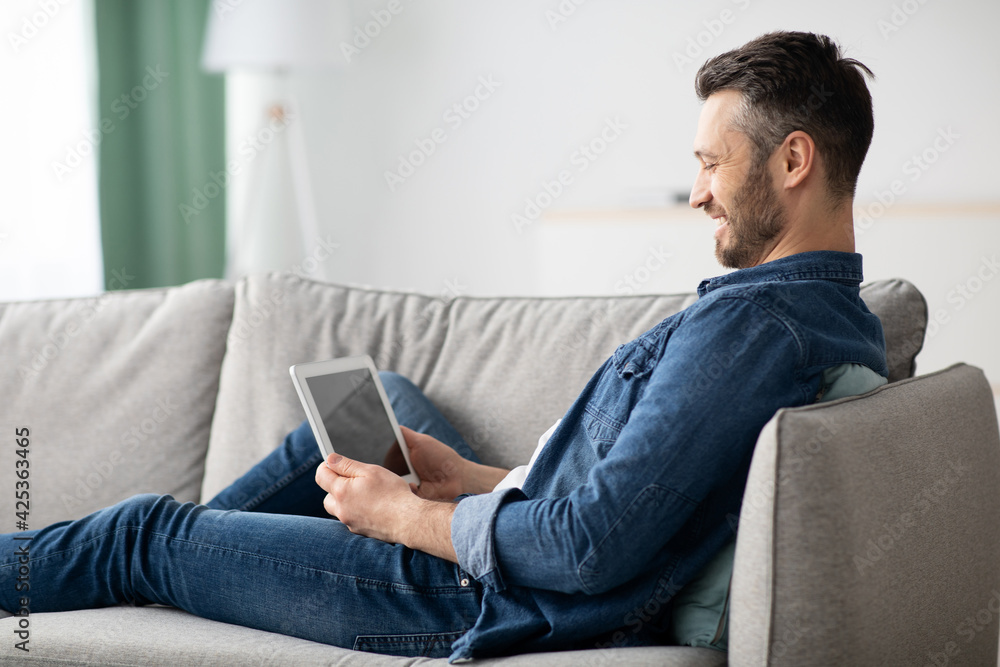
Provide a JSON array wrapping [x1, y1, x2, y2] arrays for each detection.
[[713, 215, 729, 240]]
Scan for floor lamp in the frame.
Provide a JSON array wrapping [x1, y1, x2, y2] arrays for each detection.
[[201, 0, 350, 280]]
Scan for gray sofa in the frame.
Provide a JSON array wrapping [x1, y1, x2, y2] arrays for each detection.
[[1, 272, 998, 666]]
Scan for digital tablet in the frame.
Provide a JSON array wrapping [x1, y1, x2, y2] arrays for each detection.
[[289, 355, 419, 485]]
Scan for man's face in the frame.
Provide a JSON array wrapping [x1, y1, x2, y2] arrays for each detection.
[[690, 90, 787, 269]]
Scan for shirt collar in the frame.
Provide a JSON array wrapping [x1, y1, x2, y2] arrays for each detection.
[[696, 251, 865, 297]]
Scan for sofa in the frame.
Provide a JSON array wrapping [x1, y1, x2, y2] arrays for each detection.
[[1, 271, 998, 666]]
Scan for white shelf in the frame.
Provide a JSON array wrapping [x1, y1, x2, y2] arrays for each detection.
[[540, 203, 1000, 223]]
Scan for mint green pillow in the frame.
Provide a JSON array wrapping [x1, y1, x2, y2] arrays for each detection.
[[667, 537, 735, 649], [668, 363, 887, 650]]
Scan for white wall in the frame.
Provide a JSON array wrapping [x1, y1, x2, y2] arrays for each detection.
[[226, 0, 1000, 382]]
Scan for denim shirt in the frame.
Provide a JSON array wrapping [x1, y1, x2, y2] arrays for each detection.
[[448, 251, 887, 662]]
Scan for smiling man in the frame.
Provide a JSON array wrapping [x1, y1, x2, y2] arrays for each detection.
[[1, 31, 887, 662], [691, 75, 867, 270]]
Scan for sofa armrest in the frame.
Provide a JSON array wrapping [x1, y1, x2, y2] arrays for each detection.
[[730, 363, 1000, 666]]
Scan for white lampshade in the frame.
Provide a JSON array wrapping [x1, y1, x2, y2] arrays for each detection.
[[202, 0, 352, 72]]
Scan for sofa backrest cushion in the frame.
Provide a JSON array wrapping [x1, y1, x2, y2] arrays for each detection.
[[200, 273, 696, 498], [201, 272, 927, 501], [728, 363, 1000, 666], [0, 279, 234, 529], [859, 278, 927, 382]]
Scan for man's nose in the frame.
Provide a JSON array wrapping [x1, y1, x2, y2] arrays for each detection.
[[689, 168, 711, 209]]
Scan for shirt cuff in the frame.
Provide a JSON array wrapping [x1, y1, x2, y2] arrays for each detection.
[[451, 487, 524, 592]]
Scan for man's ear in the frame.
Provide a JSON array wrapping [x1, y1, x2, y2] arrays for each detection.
[[779, 130, 816, 190]]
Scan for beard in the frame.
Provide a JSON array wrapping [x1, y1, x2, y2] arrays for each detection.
[[712, 158, 787, 269]]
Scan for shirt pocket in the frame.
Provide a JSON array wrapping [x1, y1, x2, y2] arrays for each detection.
[[582, 334, 662, 457], [612, 334, 660, 379], [583, 403, 626, 458]]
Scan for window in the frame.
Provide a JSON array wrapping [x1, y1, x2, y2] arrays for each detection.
[[0, 0, 103, 301]]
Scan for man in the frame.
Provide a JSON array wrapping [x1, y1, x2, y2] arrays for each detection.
[[1, 31, 886, 661]]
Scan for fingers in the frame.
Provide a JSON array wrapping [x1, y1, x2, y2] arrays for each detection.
[[324, 453, 361, 476], [315, 453, 361, 493], [317, 456, 365, 519], [399, 425, 421, 451], [409, 481, 433, 500]]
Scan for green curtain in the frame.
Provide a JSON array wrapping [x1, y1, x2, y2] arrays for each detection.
[[95, 0, 225, 290]]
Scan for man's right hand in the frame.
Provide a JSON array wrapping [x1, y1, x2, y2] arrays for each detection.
[[400, 426, 510, 500]]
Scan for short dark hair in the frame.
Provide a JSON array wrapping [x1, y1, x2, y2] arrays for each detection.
[[695, 31, 874, 200]]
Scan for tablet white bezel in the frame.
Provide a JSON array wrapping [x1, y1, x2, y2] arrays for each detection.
[[289, 355, 419, 486]]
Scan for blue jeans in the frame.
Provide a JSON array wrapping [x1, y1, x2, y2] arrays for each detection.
[[0, 372, 484, 658]]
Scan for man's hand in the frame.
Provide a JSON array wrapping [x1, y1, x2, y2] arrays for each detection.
[[401, 426, 511, 498], [316, 453, 458, 562], [401, 426, 469, 500]]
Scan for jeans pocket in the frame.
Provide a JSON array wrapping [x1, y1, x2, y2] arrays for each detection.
[[352, 630, 467, 658]]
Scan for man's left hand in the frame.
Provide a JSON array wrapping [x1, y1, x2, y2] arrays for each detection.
[[315, 453, 459, 563]]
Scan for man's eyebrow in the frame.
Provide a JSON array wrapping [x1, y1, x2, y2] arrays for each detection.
[[693, 149, 719, 161]]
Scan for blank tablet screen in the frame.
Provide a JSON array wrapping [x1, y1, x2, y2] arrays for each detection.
[[305, 369, 409, 476]]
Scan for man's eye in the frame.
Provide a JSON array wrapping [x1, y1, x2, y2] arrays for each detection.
[[703, 162, 717, 171]]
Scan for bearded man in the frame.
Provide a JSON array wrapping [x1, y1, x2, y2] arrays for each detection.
[[1, 31, 886, 662]]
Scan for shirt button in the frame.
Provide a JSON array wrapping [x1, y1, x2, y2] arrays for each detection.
[[460, 578, 470, 587]]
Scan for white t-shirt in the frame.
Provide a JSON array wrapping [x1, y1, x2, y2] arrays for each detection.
[[492, 419, 561, 492]]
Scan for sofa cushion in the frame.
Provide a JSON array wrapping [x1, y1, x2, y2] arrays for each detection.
[[0, 279, 233, 529], [202, 273, 457, 500], [858, 278, 928, 382], [0, 606, 728, 666], [201, 272, 696, 498], [728, 363, 1000, 666], [202, 274, 926, 501]]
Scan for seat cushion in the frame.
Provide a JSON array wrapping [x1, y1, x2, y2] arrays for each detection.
[[0, 606, 727, 666]]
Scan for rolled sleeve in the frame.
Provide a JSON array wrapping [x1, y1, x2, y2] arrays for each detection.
[[450, 487, 526, 591]]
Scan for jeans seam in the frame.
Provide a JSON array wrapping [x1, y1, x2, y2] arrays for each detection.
[[0, 528, 132, 570], [148, 529, 473, 594], [2, 524, 478, 597], [352, 629, 467, 648]]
